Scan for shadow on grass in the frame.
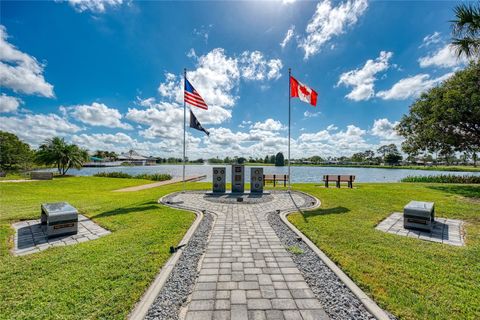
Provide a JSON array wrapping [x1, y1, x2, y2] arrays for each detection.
[[92, 201, 159, 218], [302, 206, 350, 219], [427, 185, 480, 199]]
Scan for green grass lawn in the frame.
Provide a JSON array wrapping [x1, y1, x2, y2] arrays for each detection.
[[290, 183, 480, 320], [2, 178, 479, 319], [0, 177, 207, 320]]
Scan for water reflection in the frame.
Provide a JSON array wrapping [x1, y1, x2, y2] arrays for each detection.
[[39, 164, 480, 183]]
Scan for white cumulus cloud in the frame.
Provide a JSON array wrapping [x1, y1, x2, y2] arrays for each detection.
[[370, 118, 402, 143], [126, 100, 184, 140], [251, 118, 286, 131], [0, 94, 22, 113], [0, 113, 81, 145], [0, 25, 54, 97], [337, 51, 393, 101], [70, 102, 133, 129], [376, 72, 454, 100], [240, 51, 283, 81], [418, 44, 467, 69], [299, 0, 368, 59]]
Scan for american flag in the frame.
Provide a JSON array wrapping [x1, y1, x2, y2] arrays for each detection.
[[184, 79, 208, 110]]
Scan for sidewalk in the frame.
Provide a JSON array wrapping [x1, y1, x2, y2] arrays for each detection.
[[113, 175, 206, 192], [163, 191, 329, 320]]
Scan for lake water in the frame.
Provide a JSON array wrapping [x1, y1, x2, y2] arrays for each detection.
[[43, 164, 480, 183]]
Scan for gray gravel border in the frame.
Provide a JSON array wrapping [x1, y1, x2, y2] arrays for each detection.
[[268, 211, 389, 320], [145, 211, 214, 320]]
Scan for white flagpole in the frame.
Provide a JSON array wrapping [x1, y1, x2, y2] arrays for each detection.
[[183, 68, 187, 193], [288, 68, 291, 191]]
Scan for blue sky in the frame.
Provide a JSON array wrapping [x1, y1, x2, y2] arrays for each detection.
[[0, 0, 467, 159]]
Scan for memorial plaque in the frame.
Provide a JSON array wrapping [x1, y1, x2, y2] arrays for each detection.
[[41, 202, 78, 238], [250, 167, 264, 193], [212, 167, 226, 193], [231, 164, 245, 193]]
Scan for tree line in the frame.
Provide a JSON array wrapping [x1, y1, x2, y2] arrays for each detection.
[[0, 132, 88, 175]]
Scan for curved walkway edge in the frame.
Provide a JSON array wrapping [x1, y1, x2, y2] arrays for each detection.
[[128, 195, 205, 320], [279, 204, 390, 320]]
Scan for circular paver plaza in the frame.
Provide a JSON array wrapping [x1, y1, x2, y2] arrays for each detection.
[[160, 191, 332, 320]]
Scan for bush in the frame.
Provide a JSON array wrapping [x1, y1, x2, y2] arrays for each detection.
[[401, 175, 480, 184], [135, 173, 172, 181], [94, 172, 172, 181], [94, 172, 132, 178]]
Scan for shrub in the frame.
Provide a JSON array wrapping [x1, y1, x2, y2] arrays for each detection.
[[94, 172, 132, 178], [93, 172, 172, 181], [135, 173, 172, 181], [401, 175, 480, 184]]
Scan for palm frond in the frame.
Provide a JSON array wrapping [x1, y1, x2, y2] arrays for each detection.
[[452, 37, 480, 59], [451, 2, 480, 59]]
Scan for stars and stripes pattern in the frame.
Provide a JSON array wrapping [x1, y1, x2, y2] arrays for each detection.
[[184, 78, 208, 110]]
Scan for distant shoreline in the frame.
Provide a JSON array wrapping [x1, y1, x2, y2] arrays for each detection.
[[153, 163, 480, 172]]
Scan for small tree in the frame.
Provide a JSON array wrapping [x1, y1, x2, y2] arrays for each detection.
[[35, 137, 88, 175], [309, 155, 323, 163], [351, 152, 365, 162], [385, 153, 403, 166], [0, 131, 34, 171], [237, 157, 247, 164], [363, 150, 375, 161], [275, 152, 285, 166]]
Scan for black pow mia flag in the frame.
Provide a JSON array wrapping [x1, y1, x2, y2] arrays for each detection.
[[189, 110, 210, 136]]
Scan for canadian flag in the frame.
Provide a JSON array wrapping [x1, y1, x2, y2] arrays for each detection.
[[290, 76, 318, 106]]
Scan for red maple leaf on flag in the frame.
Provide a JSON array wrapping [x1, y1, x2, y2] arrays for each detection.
[[290, 75, 317, 106], [299, 85, 310, 96]]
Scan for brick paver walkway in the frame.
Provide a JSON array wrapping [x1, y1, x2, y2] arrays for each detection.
[[162, 191, 329, 320]]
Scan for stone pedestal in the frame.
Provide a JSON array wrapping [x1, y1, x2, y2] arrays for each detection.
[[403, 201, 435, 232], [41, 202, 78, 238]]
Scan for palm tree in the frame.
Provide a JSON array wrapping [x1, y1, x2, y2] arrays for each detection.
[[36, 137, 89, 175], [451, 2, 480, 60]]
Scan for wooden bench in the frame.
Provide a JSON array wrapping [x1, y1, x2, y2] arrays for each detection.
[[31, 172, 54, 180], [323, 175, 355, 188], [263, 174, 289, 187]]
